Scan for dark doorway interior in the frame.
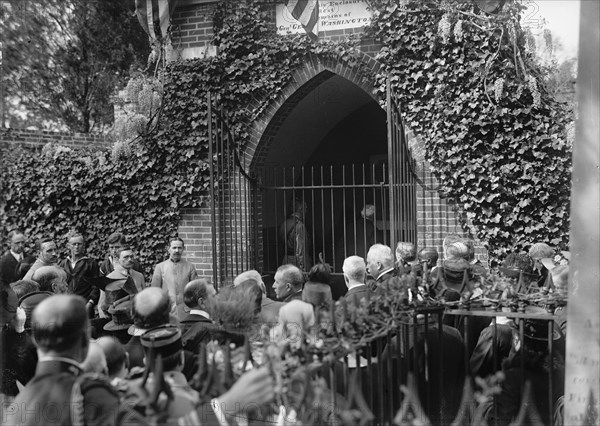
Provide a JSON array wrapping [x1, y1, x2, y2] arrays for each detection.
[[258, 73, 389, 299]]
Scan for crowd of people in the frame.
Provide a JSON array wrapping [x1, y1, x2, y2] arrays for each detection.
[[0, 228, 568, 425]]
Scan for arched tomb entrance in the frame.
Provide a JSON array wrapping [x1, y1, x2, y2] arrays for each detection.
[[253, 71, 417, 280]]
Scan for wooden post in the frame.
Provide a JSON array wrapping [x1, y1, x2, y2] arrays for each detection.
[[564, 1, 600, 424]]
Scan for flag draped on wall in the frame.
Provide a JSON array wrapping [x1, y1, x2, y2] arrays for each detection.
[[135, 0, 179, 41], [285, 0, 319, 41]]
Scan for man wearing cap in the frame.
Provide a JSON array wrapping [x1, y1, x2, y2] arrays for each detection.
[[5, 294, 144, 425], [59, 233, 101, 318], [365, 244, 397, 293], [133, 325, 200, 418], [151, 237, 198, 321], [103, 295, 135, 344], [0, 230, 28, 288], [99, 232, 143, 276], [23, 237, 59, 281], [102, 246, 145, 316]]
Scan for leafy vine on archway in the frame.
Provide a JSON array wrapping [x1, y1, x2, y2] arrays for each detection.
[[0, 0, 572, 269]]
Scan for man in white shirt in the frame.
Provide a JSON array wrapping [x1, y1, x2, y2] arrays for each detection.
[[150, 237, 198, 321]]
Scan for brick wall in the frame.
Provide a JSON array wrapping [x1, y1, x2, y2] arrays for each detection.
[[171, 1, 217, 52], [0, 128, 112, 152], [178, 207, 216, 280], [416, 162, 489, 266]]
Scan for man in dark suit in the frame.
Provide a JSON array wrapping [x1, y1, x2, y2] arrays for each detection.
[[272, 264, 305, 303], [179, 278, 216, 351], [0, 230, 27, 288], [59, 233, 101, 318], [366, 244, 397, 293], [342, 255, 369, 305], [4, 294, 143, 425]]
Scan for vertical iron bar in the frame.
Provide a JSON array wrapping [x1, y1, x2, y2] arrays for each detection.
[[386, 77, 396, 247], [387, 332, 394, 422], [320, 165, 325, 266], [229, 117, 239, 277], [424, 313, 430, 415], [371, 162, 377, 244], [362, 163, 367, 255], [330, 165, 335, 267], [548, 319, 554, 423], [438, 310, 444, 422], [352, 164, 358, 256], [208, 93, 218, 290], [225, 115, 233, 282], [311, 166, 316, 269], [341, 165, 347, 272], [519, 318, 525, 392], [273, 168, 279, 273]]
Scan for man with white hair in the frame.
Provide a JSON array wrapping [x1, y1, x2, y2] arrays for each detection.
[[234, 269, 283, 325], [366, 244, 397, 292], [343, 255, 369, 305]]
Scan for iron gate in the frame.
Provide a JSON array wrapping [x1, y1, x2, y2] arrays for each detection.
[[259, 81, 418, 275], [207, 93, 258, 288], [208, 80, 418, 286]]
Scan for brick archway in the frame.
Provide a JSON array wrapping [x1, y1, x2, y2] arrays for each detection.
[[243, 51, 383, 170]]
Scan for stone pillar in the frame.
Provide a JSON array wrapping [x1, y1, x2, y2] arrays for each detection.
[[564, 1, 600, 424]]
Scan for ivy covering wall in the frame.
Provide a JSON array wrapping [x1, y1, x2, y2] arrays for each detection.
[[0, 0, 572, 270]]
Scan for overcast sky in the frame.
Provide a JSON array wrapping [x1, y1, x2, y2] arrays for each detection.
[[528, 0, 580, 59]]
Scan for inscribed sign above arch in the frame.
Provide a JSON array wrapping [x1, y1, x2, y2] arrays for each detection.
[[276, 0, 372, 35]]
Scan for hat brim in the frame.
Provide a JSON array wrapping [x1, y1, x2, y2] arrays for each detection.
[[498, 268, 536, 280], [104, 321, 133, 331], [540, 258, 556, 271], [128, 324, 149, 336]]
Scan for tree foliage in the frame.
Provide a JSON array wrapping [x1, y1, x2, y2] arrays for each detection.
[[0, 0, 149, 133]]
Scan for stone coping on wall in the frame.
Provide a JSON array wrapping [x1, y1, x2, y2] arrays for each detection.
[[0, 128, 112, 151]]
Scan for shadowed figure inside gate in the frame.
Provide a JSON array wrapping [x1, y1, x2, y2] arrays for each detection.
[[279, 199, 311, 271]]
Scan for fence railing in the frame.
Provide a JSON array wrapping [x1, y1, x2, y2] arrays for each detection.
[[319, 307, 564, 425]]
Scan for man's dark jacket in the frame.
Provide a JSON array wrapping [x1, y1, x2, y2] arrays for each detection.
[[180, 313, 215, 353], [6, 359, 126, 425], [0, 252, 21, 288], [59, 257, 101, 304]]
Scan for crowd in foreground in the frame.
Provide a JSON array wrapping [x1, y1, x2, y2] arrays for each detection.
[[0, 229, 569, 425]]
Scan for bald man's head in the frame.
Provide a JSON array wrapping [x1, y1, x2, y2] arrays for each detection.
[[132, 287, 171, 329], [234, 270, 266, 294], [32, 295, 89, 355]]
